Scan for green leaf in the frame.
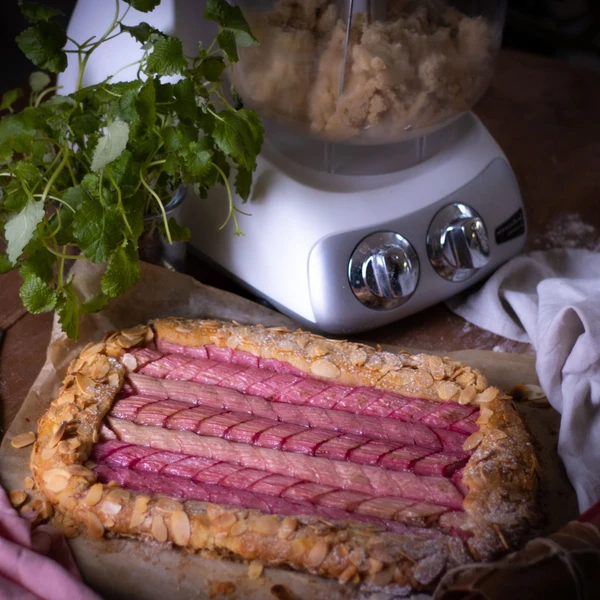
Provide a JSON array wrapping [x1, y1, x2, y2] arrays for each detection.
[[101, 241, 140, 297], [16, 22, 68, 74], [160, 217, 190, 242], [183, 142, 212, 178], [14, 161, 42, 186], [56, 282, 79, 339], [234, 166, 252, 201], [120, 22, 163, 43], [0, 89, 24, 112], [205, 0, 258, 48], [146, 36, 187, 76], [216, 30, 238, 63], [212, 109, 264, 171], [136, 79, 156, 126], [71, 112, 101, 136], [53, 186, 86, 245], [117, 88, 139, 123], [81, 293, 109, 314], [173, 79, 196, 122], [19, 274, 57, 313], [0, 112, 37, 156], [29, 71, 51, 92], [20, 244, 54, 282], [107, 149, 139, 189], [4, 200, 45, 264], [0, 253, 14, 274], [198, 56, 226, 82], [91, 119, 130, 172], [123, 0, 161, 13], [73, 198, 122, 262], [19, 1, 64, 23]]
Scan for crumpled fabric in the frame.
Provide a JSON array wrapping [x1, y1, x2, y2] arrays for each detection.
[[0, 487, 101, 600], [447, 249, 600, 512]]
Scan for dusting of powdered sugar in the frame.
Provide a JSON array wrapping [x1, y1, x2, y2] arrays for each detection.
[[536, 213, 600, 251]]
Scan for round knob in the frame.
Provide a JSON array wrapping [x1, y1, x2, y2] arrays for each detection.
[[427, 203, 490, 282], [348, 232, 420, 310]]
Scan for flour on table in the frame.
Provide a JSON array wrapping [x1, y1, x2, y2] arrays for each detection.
[[536, 213, 600, 251]]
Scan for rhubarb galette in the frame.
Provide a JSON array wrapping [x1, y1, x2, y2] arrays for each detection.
[[30, 319, 538, 591]]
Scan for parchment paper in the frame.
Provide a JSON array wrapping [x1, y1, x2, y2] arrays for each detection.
[[0, 261, 578, 600]]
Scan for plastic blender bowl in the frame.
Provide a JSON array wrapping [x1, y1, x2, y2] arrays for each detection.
[[232, 0, 507, 145]]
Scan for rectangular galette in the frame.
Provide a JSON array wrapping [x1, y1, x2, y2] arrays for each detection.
[[30, 319, 538, 592]]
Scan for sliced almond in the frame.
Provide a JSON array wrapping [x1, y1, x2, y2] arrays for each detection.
[[41, 446, 57, 460], [23, 477, 34, 490], [174, 325, 192, 334], [458, 385, 477, 405], [75, 374, 95, 397], [306, 540, 329, 569], [477, 406, 494, 425], [11, 432, 36, 449], [306, 343, 329, 358], [58, 440, 71, 454], [152, 515, 168, 543], [310, 359, 340, 379], [108, 373, 120, 388], [171, 510, 191, 546], [278, 516, 297, 539], [89, 355, 111, 381], [115, 335, 142, 349], [68, 438, 82, 450], [250, 515, 279, 536], [9, 490, 27, 508], [121, 353, 137, 372], [367, 558, 384, 575], [85, 512, 105, 539], [230, 520, 248, 537], [369, 567, 394, 587], [80, 342, 106, 360], [463, 430, 484, 451], [477, 387, 499, 404], [122, 325, 148, 339], [45, 473, 70, 493], [437, 381, 460, 401], [48, 421, 67, 448], [55, 392, 76, 406], [134, 495, 150, 515], [85, 483, 104, 506], [338, 564, 357, 585], [349, 348, 368, 367], [63, 497, 77, 512], [100, 500, 122, 515], [213, 512, 237, 532], [248, 561, 264, 580]]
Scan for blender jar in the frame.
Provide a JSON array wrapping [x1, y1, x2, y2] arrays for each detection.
[[232, 0, 507, 144]]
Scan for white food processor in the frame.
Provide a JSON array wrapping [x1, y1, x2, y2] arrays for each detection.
[[61, 0, 526, 335]]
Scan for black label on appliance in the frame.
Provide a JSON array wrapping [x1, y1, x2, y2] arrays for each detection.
[[495, 208, 525, 244]]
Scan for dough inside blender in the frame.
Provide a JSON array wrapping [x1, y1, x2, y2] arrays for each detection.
[[233, 0, 501, 144]]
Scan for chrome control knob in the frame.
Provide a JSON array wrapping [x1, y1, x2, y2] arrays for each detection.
[[348, 232, 419, 310], [427, 203, 490, 282]]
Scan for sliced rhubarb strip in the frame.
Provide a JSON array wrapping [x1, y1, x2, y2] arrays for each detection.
[[302, 385, 351, 409], [450, 412, 480, 435], [314, 436, 363, 460], [94, 463, 411, 532], [112, 397, 458, 472], [126, 375, 448, 451], [139, 354, 193, 379], [412, 452, 468, 477], [95, 442, 454, 526], [247, 373, 302, 399], [421, 403, 477, 428], [106, 418, 465, 508], [153, 341, 207, 359], [110, 396, 159, 421]]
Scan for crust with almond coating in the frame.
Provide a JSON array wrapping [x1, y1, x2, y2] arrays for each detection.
[[29, 319, 539, 591]]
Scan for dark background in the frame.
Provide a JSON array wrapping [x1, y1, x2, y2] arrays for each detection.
[[1, 0, 600, 88]]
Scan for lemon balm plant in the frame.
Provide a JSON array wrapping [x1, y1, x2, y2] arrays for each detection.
[[0, 0, 263, 339]]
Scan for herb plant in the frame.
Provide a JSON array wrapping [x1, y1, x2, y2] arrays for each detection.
[[0, 0, 263, 339]]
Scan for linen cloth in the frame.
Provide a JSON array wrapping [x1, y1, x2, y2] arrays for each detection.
[[447, 249, 600, 512]]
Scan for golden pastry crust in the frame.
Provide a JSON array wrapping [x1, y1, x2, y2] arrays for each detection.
[[29, 319, 539, 591]]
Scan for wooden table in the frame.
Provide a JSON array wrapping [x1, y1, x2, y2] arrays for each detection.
[[1, 49, 599, 433]]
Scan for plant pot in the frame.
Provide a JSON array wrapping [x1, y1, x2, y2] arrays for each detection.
[[139, 186, 188, 272]]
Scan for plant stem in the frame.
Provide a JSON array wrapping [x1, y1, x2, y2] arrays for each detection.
[[139, 168, 172, 244], [40, 152, 68, 205], [107, 169, 133, 235], [35, 86, 62, 107], [42, 241, 84, 261], [212, 162, 240, 234], [33, 194, 76, 213]]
